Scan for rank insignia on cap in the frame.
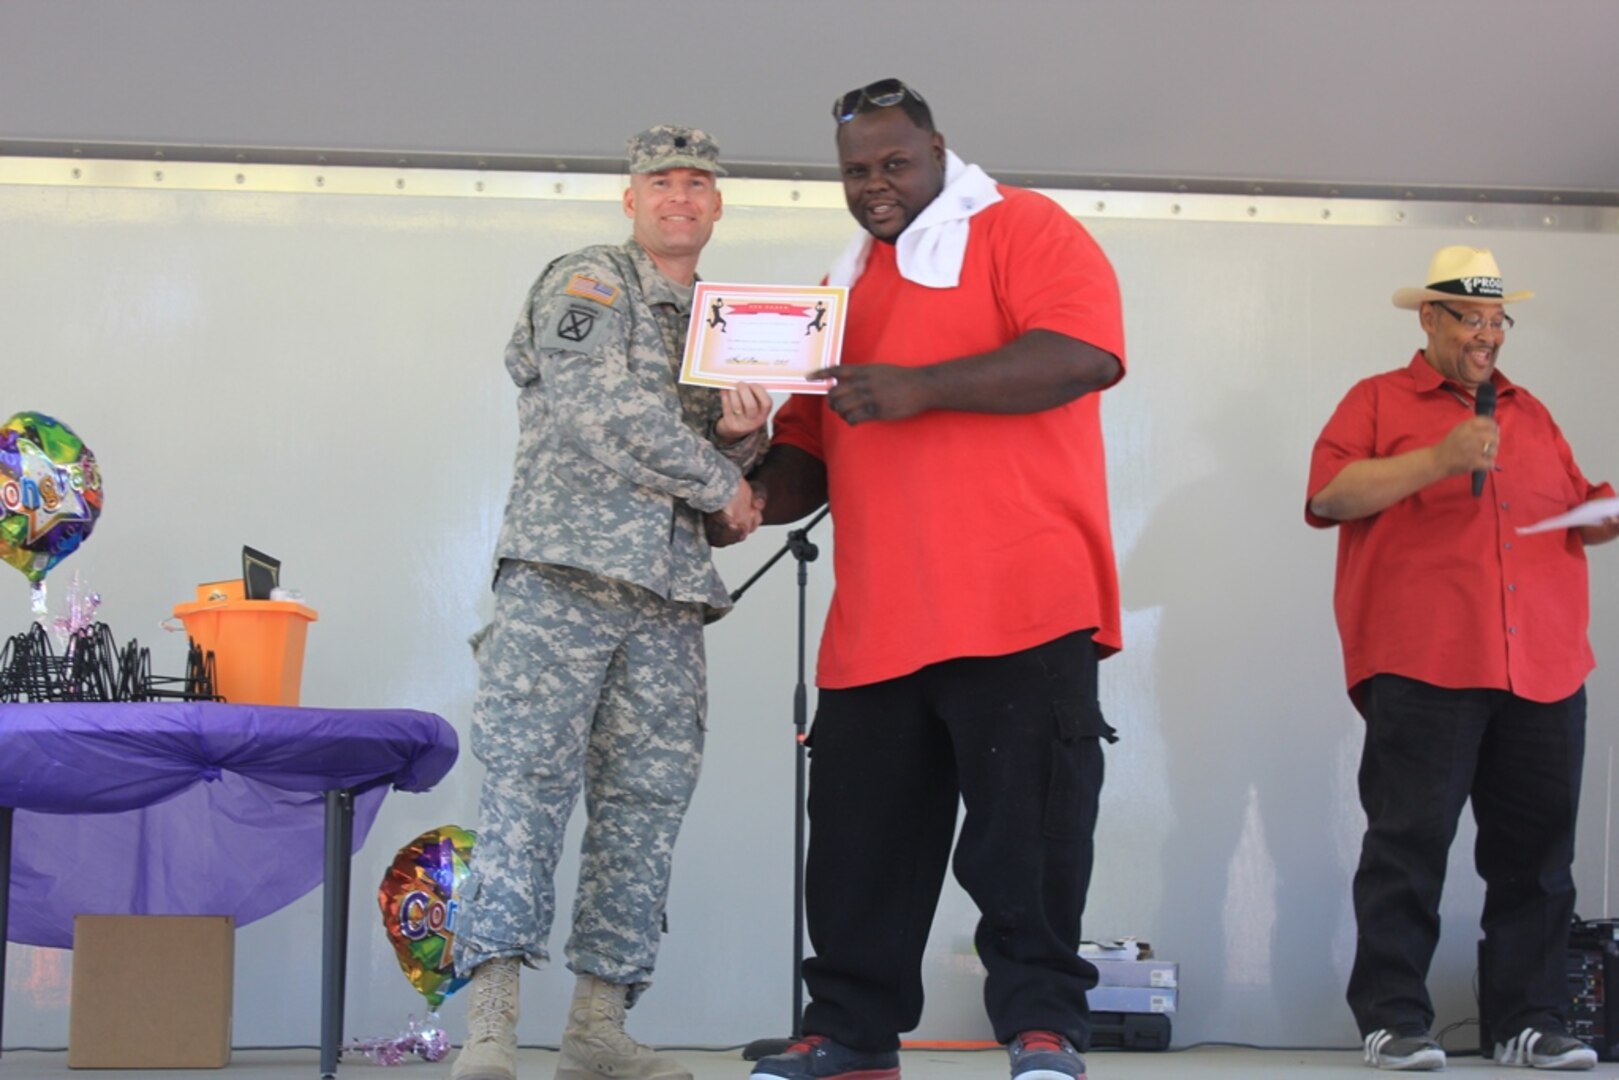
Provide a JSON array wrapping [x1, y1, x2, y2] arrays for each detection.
[[564, 274, 621, 306]]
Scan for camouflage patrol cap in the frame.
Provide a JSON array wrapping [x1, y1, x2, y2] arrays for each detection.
[[626, 124, 726, 176]]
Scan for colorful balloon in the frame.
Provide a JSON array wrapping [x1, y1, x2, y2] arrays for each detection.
[[379, 825, 477, 1008], [0, 412, 103, 585]]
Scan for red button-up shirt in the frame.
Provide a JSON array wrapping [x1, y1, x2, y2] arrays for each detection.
[[1307, 352, 1611, 705], [773, 188, 1125, 689]]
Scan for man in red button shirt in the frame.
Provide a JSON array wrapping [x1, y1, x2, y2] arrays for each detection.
[[1308, 246, 1619, 1072]]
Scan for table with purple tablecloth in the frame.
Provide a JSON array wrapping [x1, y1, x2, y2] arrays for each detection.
[[0, 700, 460, 1076]]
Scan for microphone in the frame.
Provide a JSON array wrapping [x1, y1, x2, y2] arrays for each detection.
[[1473, 381, 1497, 497]]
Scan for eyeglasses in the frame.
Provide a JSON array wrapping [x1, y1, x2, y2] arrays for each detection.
[[832, 78, 926, 123], [1434, 301, 1514, 334]]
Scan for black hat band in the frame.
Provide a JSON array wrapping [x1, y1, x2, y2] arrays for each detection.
[[1428, 276, 1504, 299]]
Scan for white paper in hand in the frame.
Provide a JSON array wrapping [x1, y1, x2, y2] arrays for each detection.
[[1516, 495, 1619, 535]]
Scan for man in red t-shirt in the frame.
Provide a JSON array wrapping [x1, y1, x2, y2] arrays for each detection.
[[717, 80, 1125, 1080], [1307, 246, 1619, 1072]]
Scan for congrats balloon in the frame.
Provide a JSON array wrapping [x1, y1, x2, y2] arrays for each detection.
[[379, 825, 477, 1008], [0, 412, 103, 585]]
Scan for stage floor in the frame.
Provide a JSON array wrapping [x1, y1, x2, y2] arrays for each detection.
[[3, 1045, 1616, 1079]]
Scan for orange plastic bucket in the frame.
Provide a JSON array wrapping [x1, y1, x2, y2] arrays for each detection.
[[171, 595, 319, 706]]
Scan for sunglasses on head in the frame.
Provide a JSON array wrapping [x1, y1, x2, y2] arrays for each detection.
[[832, 78, 926, 123]]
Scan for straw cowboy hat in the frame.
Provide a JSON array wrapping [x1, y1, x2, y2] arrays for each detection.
[[1392, 246, 1534, 309]]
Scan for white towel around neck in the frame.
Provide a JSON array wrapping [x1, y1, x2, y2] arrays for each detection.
[[826, 150, 1002, 290]]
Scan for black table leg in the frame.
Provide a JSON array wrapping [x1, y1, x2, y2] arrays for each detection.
[[0, 805, 11, 1060], [320, 790, 355, 1078]]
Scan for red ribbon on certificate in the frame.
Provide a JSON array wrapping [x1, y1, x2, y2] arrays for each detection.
[[723, 302, 813, 317]]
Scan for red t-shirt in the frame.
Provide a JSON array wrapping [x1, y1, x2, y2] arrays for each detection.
[[1307, 352, 1611, 705], [773, 186, 1126, 689]]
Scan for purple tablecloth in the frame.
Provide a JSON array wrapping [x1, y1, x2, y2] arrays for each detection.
[[0, 701, 459, 948]]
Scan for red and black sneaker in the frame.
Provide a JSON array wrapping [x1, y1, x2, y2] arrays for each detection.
[[750, 1034, 901, 1080], [1007, 1030, 1085, 1080]]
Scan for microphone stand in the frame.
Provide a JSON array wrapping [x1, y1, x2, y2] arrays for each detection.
[[729, 505, 829, 1060]]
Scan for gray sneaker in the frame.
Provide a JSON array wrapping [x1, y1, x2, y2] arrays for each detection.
[[1007, 1031, 1084, 1080], [750, 1035, 900, 1080], [1493, 1028, 1596, 1070], [1362, 1029, 1445, 1071]]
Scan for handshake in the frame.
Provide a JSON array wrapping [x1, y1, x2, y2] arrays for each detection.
[[706, 477, 767, 548]]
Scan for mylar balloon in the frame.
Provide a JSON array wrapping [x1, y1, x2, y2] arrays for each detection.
[[379, 825, 477, 1008], [0, 412, 103, 586]]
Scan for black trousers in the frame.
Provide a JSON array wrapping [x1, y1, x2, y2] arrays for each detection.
[[1346, 674, 1586, 1039], [800, 630, 1116, 1052]]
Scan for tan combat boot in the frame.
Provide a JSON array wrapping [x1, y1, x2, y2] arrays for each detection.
[[449, 957, 521, 1080], [555, 974, 691, 1080]]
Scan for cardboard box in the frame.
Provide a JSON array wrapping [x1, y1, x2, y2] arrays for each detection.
[[1086, 985, 1177, 1014], [194, 579, 246, 603], [69, 915, 234, 1069], [1092, 958, 1180, 988]]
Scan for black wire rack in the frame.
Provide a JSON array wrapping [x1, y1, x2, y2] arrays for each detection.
[[0, 621, 220, 703]]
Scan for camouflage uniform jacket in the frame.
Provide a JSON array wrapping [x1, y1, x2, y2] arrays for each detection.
[[494, 238, 765, 618]]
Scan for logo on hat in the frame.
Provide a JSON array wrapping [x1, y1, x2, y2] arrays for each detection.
[[1392, 246, 1534, 309]]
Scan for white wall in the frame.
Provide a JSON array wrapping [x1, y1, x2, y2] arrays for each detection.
[[3, 165, 1618, 1051]]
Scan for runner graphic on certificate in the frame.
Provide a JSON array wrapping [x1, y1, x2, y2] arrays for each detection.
[[680, 282, 847, 395]]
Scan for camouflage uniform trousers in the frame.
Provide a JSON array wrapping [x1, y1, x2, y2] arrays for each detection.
[[453, 559, 706, 996]]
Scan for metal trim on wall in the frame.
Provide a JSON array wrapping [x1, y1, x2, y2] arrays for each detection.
[[2, 155, 1615, 234]]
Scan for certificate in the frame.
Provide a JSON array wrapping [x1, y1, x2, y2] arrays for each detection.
[[680, 282, 847, 394]]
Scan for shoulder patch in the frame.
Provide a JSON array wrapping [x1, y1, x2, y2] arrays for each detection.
[[563, 273, 622, 307], [555, 305, 597, 342]]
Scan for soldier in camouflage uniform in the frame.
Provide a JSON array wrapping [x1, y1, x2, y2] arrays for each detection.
[[449, 125, 770, 1080]]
